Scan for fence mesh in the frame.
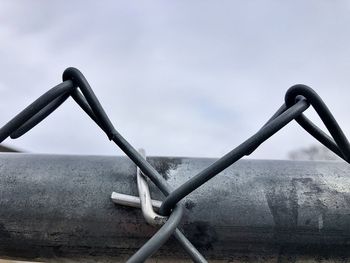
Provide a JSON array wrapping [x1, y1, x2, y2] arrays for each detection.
[[1, 68, 349, 262]]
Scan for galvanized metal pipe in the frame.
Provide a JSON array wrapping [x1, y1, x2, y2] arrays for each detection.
[[0, 153, 349, 262]]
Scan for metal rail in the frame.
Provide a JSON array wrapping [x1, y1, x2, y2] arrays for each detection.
[[0, 154, 349, 262], [0, 68, 349, 262]]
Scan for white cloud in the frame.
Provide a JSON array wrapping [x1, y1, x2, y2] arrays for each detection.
[[0, 0, 349, 159]]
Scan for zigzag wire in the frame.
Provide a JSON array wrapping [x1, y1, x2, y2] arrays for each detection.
[[285, 84, 350, 162], [1, 68, 348, 262], [159, 98, 310, 215], [159, 85, 350, 215], [0, 68, 206, 263]]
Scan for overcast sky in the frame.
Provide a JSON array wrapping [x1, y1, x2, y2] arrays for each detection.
[[0, 1, 349, 159]]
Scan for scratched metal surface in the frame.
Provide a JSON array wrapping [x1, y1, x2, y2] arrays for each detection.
[[1, 258, 349, 263], [0, 153, 349, 262]]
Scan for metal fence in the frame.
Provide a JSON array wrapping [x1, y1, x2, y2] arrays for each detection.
[[0, 68, 349, 262]]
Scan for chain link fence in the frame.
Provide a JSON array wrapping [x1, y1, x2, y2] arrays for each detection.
[[0, 68, 349, 262]]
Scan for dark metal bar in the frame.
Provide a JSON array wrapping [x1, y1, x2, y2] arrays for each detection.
[[0, 153, 349, 262]]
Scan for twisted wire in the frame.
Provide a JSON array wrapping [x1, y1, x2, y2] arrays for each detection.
[[1, 68, 349, 262]]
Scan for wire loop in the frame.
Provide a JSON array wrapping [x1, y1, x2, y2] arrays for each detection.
[[1, 68, 348, 262]]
